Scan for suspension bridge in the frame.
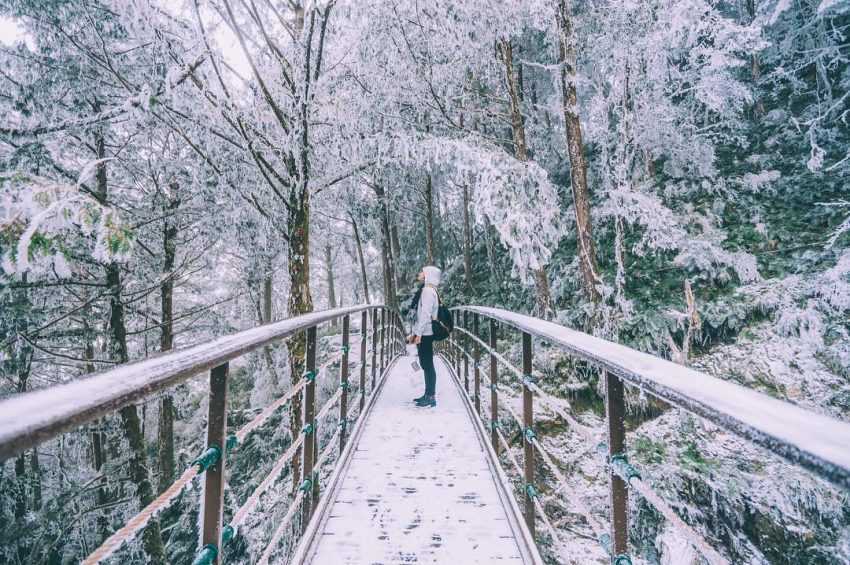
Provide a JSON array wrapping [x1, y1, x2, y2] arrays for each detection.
[[1, 304, 849, 564]]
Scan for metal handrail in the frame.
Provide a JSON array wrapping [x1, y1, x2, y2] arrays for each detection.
[[0, 304, 384, 461], [0, 303, 407, 565], [454, 306, 850, 488], [447, 305, 850, 565]]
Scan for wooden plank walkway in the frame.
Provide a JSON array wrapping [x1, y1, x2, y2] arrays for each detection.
[[301, 354, 529, 564]]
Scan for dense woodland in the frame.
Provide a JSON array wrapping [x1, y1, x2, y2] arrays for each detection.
[[1, 0, 849, 563]]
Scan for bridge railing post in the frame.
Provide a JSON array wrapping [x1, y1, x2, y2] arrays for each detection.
[[371, 309, 377, 389], [360, 311, 367, 412], [473, 313, 481, 414], [394, 311, 401, 356], [380, 308, 386, 374], [340, 315, 350, 452], [454, 312, 461, 378], [489, 319, 499, 453], [605, 369, 628, 558], [301, 326, 317, 529], [521, 331, 535, 537], [201, 362, 229, 564], [463, 311, 470, 393]]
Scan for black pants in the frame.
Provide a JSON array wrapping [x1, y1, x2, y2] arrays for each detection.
[[417, 335, 437, 396]]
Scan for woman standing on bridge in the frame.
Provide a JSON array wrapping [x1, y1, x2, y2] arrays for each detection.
[[408, 266, 441, 407]]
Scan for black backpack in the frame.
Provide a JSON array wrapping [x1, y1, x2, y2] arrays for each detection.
[[431, 291, 453, 341]]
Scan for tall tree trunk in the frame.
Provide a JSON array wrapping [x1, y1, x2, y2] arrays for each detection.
[[745, 0, 765, 117], [263, 275, 273, 323], [350, 213, 371, 303], [425, 174, 435, 264], [372, 184, 398, 308], [157, 187, 179, 495], [286, 198, 314, 493], [391, 222, 403, 282], [462, 184, 474, 291], [30, 450, 41, 511], [555, 0, 602, 311], [325, 244, 337, 321], [83, 300, 110, 537], [497, 37, 554, 317], [96, 131, 166, 563]]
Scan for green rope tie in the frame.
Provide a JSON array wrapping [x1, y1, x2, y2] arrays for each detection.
[[525, 484, 539, 499], [339, 418, 348, 430], [610, 453, 641, 484], [341, 345, 350, 353], [299, 478, 313, 492], [340, 380, 350, 391], [225, 434, 238, 452], [191, 544, 218, 565], [222, 524, 236, 545], [490, 421, 501, 431], [524, 427, 536, 442], [192, 445, 222, 473], [490, 383, 498, 392], [302, 423, 314, 435], [613, 555, 633, 565], [522, 374, 535, 388], [304, 370, 317, 382]]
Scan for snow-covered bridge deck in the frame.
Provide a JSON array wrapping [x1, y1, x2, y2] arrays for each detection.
[[294, 354, 539, 564]]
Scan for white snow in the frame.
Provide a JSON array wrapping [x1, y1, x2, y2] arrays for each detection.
[[299, 356, 534, 564], [460, 306, 850, 487]]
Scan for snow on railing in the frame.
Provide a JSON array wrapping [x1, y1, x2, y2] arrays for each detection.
[[446, 305, 850, 565], [0, 304, 407, 565]]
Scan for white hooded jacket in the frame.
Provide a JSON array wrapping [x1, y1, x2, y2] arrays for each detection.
[[414, 266, 441, 337]]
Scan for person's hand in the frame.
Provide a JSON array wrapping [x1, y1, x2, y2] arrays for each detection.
[[414, 335, 422, 345], [406, 335, 415, 344]]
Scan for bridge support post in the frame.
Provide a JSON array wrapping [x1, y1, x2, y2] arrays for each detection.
[[463, 311, 470, 393], [489, 320, 499, 453], [380, 308, 386, 374], [201, 362, 229, 564], [521, 332, 535, 537], [301, 326, 317, 530], [454, 312, 461, 378], [360, 311, 367, 412], [371, 309, 377, 390], [473, 313, 481, 414], [340, 315, 350, 452], [605, 370, 628, 557]]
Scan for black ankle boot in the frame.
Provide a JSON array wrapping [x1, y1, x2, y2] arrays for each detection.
[[415, 395, 436, 407]]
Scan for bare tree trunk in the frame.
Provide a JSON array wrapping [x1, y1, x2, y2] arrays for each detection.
[[350, 213, 371, 303], [425, 174, 435, 264], [82, 300, 110, 538], [30, 449, 41, 511], [483, 219, 503, 299], [96, 130, 165, 563], [263, 275, 273, 323], [286, 198, 314, 493], [555, 0, 602, 311], [462, 184, 474, 291], [372, 183, 398, 308], [325, 244, 337, 319], [746, 0, 764, 118], [497, 37, 554, 317], [391, 222, 403, 279], [157, 187, 179, 495]]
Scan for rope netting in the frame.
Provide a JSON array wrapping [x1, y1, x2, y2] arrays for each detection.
[[449, 325, 731, 565], [82, 326, 383, 564]]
